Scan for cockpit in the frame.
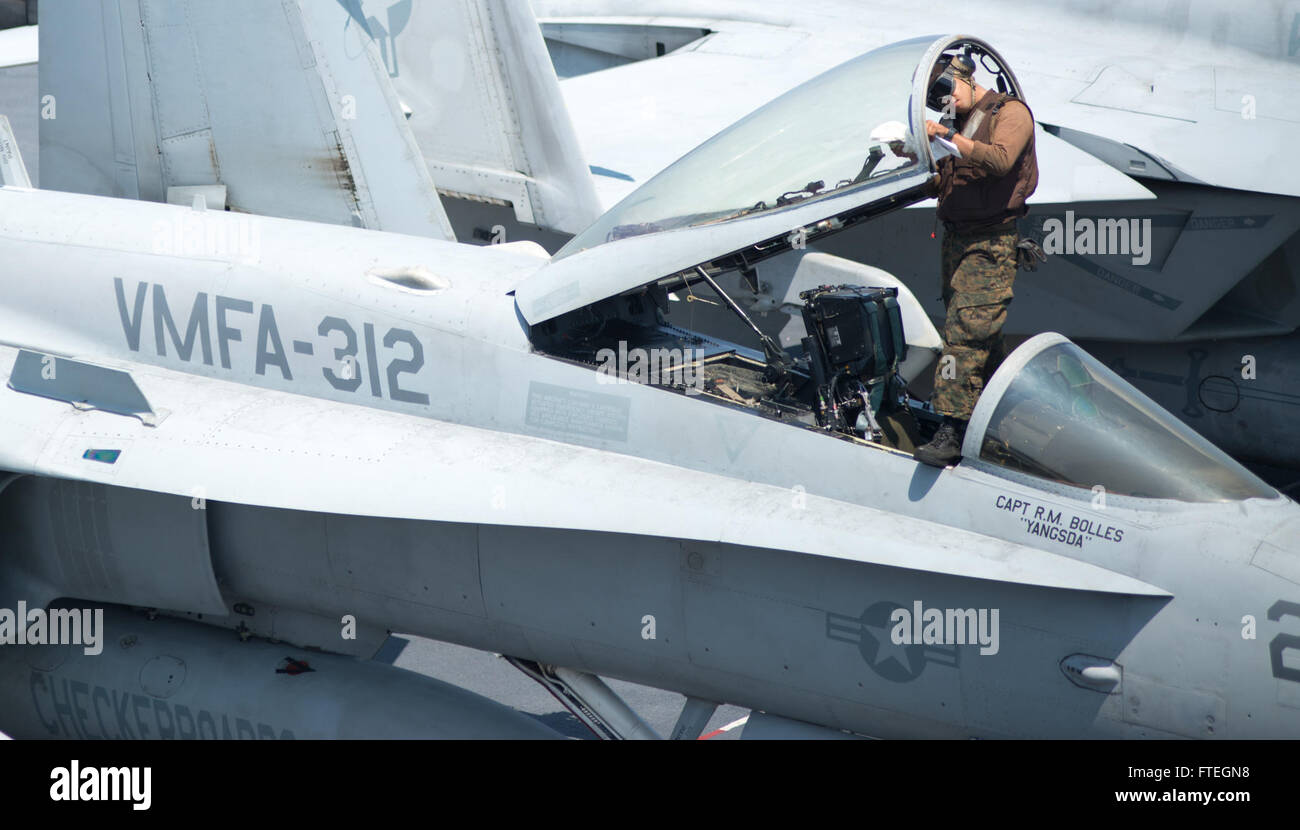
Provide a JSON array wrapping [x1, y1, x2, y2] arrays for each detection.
[[968, 334, 1275, 502], [516, 35, 1278, 505]]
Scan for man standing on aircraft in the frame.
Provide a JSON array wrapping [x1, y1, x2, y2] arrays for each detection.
[[913, 54, 1038, 467]]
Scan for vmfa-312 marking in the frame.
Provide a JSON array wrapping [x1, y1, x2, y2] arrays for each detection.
[[3, 35, 1300, 739], [114, 278, 433, 405], [0, 192, 549, 421]]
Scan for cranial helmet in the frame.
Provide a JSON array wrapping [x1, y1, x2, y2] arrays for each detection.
[[926, 53, 976, 110]]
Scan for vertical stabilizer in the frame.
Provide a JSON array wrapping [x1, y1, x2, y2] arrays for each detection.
[[38, 0, 455, 240], [361, 0, 603, 235]]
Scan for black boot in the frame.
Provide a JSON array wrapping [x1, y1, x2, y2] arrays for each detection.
[[914, 417, 965, 467]]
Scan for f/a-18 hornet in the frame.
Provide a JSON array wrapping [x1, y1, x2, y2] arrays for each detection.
[[1, 33, 1297, 739]]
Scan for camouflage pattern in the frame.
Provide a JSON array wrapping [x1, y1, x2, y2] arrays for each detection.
[[931, 224, 1019, 420]]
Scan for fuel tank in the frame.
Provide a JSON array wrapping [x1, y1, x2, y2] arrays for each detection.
[[0, 603, 559, 739]]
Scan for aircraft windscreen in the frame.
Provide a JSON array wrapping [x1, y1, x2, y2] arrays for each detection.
[[977, 342, 1276, 502], [556, 37, 934, 257]]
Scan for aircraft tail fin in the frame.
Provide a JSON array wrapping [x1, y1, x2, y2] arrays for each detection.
[[361, 0, 603, 236], [0, 113, 31, 188], [38, 0, 455, 241]]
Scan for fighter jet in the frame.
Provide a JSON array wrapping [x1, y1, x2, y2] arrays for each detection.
[[27, 1, 1300, 474], [2, 34, 1298, 740]]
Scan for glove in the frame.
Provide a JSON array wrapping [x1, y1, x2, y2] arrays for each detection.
[[1016, 238, 1047, 272]]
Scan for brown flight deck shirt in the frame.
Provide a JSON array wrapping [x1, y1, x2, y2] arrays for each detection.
[[931, 90, 1039, 233], [964, 98, 1033, 178]]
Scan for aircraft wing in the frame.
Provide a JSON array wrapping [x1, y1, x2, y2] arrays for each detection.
[[37, 0, 454, 240], [539, 0, 1300, 200], [548, 17, 1154, 211], [0, 343, 1168, 599]]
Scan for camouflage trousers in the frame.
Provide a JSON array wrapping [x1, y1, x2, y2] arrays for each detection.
[[931, 224, 1018, 420]]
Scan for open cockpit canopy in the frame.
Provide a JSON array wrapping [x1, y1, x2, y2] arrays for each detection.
[[555, 36, 936, 256], [518, 35, 1023, 326]]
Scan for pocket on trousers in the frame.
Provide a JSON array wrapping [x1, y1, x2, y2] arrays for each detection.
[[946, 299, 1009, 347]]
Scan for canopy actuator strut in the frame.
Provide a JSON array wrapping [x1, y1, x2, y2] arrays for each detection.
[[693, 266, 792, 374]]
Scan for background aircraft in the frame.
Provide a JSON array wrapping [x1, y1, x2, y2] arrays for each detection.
[[2, 29, 1299, 739]]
